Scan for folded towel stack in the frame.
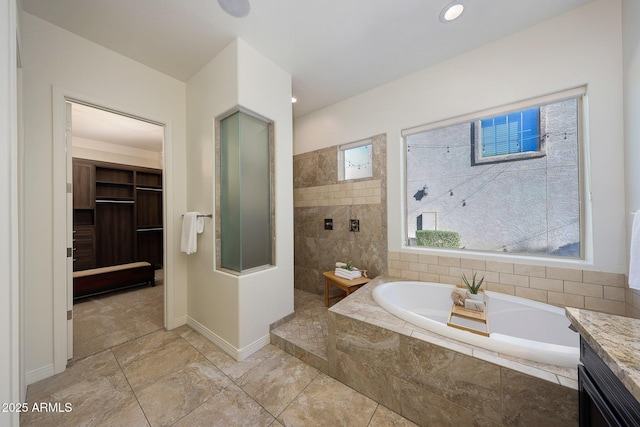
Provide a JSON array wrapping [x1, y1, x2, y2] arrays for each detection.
[[334, 268, 362, 280]]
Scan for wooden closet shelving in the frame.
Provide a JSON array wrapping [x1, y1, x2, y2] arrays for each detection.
[[72, 159, 163, 272]]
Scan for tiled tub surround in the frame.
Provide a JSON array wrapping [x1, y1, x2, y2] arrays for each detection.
[[389, 251, 630, 317], [329, 277, 579, 426], [293, 134, 387, 296]]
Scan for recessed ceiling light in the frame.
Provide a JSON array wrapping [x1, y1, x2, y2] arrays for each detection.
[[291, 97, 298, 104], [439, 2, 464, 23]]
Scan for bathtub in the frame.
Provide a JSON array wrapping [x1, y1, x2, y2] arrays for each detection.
[[372, 281, 579, 367]]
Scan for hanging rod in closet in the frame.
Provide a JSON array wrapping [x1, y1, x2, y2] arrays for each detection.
[[96, 199, 135, 204], [136, 186, 163, 192], [182, 213, 213, 218]]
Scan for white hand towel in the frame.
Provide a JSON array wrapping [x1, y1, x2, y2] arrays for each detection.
[[181, 212, 205, 255], [630, 213, 640, 290]]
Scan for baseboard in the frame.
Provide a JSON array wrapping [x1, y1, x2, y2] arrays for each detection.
[[186, 316, 270, 361], [238, 334, 271, 361], [26, 364, 55, 385], [172, 315, 188, 328]]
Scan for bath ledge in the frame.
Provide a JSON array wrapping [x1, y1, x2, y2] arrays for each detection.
[[330, 276, 578, 390]]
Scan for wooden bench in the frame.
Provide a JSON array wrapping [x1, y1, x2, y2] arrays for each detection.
[[73, 262, 154, 299], [323, 270, 371, 307]]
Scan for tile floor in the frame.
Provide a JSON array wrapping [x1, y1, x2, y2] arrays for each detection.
[[71, 271, 165, 361], [21, 281, 417, 426]]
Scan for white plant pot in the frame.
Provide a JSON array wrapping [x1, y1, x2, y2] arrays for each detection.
[[466, 291, 484, 302]]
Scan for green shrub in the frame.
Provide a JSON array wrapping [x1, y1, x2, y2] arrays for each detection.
[[415, 230, 460, 248]]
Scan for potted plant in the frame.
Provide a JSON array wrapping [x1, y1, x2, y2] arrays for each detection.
[[462, 273, 485, 301]]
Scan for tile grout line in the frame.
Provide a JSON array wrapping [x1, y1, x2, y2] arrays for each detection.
[[109, 347, 153, 427], [178, 331, 285, 426], [269, 369, 322, 424]]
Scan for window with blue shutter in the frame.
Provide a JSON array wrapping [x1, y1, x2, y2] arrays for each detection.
[[480, 108, 540, 157], [403, 89, 583, 259]]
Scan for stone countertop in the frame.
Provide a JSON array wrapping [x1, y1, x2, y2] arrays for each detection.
[[566, 307, 640, 402]]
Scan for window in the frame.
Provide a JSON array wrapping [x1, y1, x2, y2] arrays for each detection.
[[473, 107, 545, 165], [339, 139, 373, 180], [403, 87, 585, 259], [480, 108, 539, 154]]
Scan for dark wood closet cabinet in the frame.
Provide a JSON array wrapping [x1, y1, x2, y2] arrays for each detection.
[[72, 159, 163, 271], [72, 159, 96, 270], [135, 172, 164, 270]]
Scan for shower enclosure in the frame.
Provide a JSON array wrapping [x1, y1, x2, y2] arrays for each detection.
[[219, 110, 273, 272]]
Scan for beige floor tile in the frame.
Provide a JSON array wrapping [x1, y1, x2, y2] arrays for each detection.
[[73, 327, 143, 361], [25, 350, 122, 402], [135, 354, 233, 427], [236, 348, 319, 417], [368, 405, 419, 426], [179, 326, 282, 381], [113, 330, 202, 393], [172, 384, 275, 427], [73, 283, 164, 360], [22, 351, 148, 427], [278, 373, 378, 427], [111, 329, 181, 367], [24, 286, 418, 427]]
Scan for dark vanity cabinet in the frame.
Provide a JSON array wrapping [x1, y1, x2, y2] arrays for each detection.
[[579, 338, 640, 426]]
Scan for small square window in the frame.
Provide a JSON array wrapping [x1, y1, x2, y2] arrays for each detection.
[[472, 107, 545, 165], [339, 139, 373, 180]]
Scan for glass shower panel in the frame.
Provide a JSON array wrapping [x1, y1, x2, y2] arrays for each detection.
[[220, 111, 271, 272], [221, 112, 241, 271]]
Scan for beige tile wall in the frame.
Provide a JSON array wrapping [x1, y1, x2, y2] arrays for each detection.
[[293, 180, 382, 208], [293, 134, 387, 295], [389, 251, 629, 316], [626, 287, 640, 318]]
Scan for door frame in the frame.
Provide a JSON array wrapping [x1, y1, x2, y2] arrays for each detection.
[[52, 87, 174, 372]]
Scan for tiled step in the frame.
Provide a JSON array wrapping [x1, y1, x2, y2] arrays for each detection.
[[270, 289, 329, 373], [270, 328, 328, 373]]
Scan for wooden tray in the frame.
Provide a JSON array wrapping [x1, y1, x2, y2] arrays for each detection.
[[447, 303, 490, 337]]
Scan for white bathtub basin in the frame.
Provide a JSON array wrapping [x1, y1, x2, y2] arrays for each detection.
[[372, 281, 579, 367]]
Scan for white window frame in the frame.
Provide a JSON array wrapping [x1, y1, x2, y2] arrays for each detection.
[[401, 86, 589, 260]]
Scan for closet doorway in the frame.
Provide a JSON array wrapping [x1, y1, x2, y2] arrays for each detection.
[[68, 101, 165, 361]]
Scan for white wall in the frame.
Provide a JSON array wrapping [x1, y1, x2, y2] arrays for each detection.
[[623, 0, 640, 250], [294, 0, 625, 274], [186, 38, 294, 359], [21, 13, 188, 382], [72, 136, 163, 170], [1, 0, 21, 424]]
